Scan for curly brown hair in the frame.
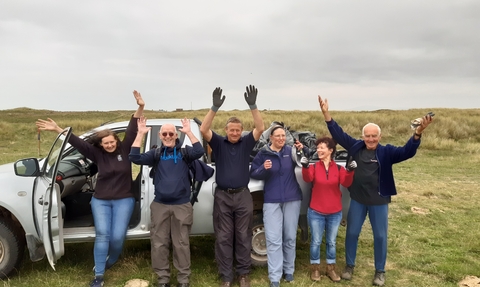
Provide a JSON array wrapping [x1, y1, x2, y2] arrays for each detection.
[[315, 136, 337, 160]]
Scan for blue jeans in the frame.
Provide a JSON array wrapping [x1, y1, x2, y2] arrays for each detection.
[[345, 199, 388, 272], [263, 200, 301, 282], [91, 196, 135, 277], [307, 208, 342, 264]]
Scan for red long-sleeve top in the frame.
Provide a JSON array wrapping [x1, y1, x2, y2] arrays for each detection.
[[302, 160, 354, 214]]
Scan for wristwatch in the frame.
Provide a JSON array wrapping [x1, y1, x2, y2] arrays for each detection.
[[414, 132, 422, 138]]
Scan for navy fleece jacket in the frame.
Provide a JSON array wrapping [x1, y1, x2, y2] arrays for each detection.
[[250, 145, 308, 203], [326, 118, 421, 197], [129, 141, 204, 204]]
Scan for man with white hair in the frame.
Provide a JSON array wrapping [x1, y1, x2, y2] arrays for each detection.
[[318, 96, 433, 286], [129, 117, 204, 287]]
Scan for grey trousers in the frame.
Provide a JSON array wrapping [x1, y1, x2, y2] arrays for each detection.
[[150, 201, 193, 284]]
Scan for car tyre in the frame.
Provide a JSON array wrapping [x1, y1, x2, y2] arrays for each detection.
[[0, 219, 25, 279], [251, 213, 267, 267]]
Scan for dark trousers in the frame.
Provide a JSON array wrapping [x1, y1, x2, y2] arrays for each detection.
[[213, 187, 253, 282]]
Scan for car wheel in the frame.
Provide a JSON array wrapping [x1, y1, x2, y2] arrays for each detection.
[[251, 213, 267, 266], [0, 219, 25, 279]]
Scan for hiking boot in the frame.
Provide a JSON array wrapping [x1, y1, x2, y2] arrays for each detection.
[[284, 273, 294, 282], [372, 271, 386, 286], [89, 277, 104, 287], [326, 264, 341, 282], [158, 284, 170, 287], [239, 274, 250, 287], [269, 282, 280, 287], [310, 264, 321, 281], [219, 282, 231, 287], [341, 265, 354, 280]]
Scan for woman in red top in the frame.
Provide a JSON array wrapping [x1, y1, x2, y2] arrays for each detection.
[[301, 137, 356, 282]]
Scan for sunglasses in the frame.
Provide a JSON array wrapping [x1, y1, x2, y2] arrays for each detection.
[[161, 132, 176, 137]]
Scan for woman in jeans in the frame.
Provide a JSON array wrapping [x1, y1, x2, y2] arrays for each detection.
[[250, 123, 308, 287], [36, 91, 144, 287], [301, 137, 356, 282]]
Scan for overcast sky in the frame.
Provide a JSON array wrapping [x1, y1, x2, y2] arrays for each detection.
[[1, 1, 479, 112]]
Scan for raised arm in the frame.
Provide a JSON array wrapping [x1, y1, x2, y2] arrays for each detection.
[[200, 87, 225, 142], [318, 95, 332, 122], [179, 117, 199, 145], [132, 116, 151, 148], [36, 118, 64, 134], [133, 90, 145, 118], [244, 85, 265, 140], [413, 113, 434, 140]]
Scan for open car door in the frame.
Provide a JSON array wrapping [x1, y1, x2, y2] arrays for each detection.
[[36, 127, 72, 270]]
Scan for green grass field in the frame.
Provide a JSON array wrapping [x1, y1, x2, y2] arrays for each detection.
[[1, 107, 479, 287]]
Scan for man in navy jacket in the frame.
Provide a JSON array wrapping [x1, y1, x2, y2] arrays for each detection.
[[129, 117, 204, 287], [318, 96, 433, 286]]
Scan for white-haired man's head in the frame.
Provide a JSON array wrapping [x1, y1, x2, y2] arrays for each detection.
[[362, 123, 381, 150]]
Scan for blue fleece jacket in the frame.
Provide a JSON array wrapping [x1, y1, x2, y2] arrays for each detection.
[[129, 141, 204, 204], [250, 145, 307, 203], [326, 118, 421, 197]]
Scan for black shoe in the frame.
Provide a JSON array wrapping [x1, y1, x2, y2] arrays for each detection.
[[158, 284, 170, 287]]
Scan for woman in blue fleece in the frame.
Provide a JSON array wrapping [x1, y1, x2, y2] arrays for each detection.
[[250, 124, 308, 287], [129, 117, 203, 287]]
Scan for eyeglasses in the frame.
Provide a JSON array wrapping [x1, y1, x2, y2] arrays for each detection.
[[161, 132, 175, 137]]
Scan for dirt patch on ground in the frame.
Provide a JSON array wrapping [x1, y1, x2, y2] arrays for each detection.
[[458, 276, 480, 286], [411, 206, 430, 215], [124, 279, 149, 287]]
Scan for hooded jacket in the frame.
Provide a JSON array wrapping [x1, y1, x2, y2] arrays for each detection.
[[129, 141, 204, 204], [250, 145, 307, 203], [326, 118, 421, 197]]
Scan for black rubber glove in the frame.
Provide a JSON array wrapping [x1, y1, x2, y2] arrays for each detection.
[[300, 157, 309, 168], [346, 156, 357, 172], [244, 85, 258, 109], [211, 87, 225, 112]]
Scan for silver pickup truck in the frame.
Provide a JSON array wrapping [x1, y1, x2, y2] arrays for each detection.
[[0, 118, 348, 279]]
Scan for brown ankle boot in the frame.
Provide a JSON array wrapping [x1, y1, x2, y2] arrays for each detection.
[[310, 264, 321, 281], [327, 264, 341, 282]]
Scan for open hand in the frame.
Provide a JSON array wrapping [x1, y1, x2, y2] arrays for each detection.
[[318, 96, 329, 113], [36, 118, 62, 133], [133, 90, 145, 107], [244, 85, 258, 106], [137, 116, 151, 134], [212, 87, 225, 108], [179, 118, 191, 134]]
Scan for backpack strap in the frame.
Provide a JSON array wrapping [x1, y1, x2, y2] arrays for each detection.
[[180, 148, 195, 190], [150, 147, 162, 184]]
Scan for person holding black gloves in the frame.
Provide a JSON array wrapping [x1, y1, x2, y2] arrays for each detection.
[[301, 137, 356, 282], [200, 85, 264, 287], [318, 95, 433, 286]]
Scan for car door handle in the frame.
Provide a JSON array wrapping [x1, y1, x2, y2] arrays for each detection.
[[38, 196, 48, 205]]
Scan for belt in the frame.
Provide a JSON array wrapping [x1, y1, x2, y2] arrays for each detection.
[[217, 186, 247, 194]]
